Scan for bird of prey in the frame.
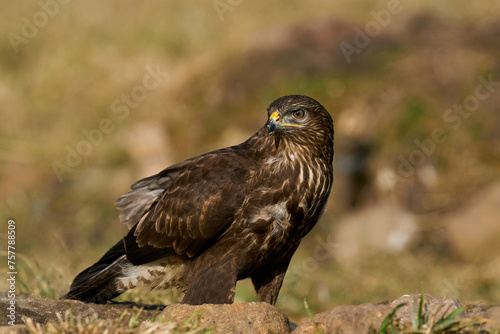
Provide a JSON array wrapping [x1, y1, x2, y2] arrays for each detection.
[[63, 95, 334, 305]]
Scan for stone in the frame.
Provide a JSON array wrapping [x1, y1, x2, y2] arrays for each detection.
[[0, 297, 160, 326], [468, 305, 500, 332], [293, 303, 394, 334], [390, 293, 463, 325], [3, 295, 500, 333], [161, 302, 291, 334]]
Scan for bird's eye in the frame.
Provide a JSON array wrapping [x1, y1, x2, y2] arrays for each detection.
[[292, 109, 305, 119]]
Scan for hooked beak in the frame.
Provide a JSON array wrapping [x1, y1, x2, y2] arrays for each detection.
[[268, 111, 281, 135], [268, 110, 298, 135]]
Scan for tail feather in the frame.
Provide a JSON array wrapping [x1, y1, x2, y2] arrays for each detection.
[[62, 239, 128, 303]]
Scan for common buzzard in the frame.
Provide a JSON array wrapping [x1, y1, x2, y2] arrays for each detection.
[[63, 95, 334, 305]]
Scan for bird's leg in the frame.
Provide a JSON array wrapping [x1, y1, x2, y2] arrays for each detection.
[[251, 268, 288, 305], [182, 256, 238, 305], [251, 243, 299, 305]]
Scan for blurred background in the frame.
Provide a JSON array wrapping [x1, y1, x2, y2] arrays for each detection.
[[1, 0, 500, 322]]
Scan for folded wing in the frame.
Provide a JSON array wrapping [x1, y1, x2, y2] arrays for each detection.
[[115, 148, 250, 264]]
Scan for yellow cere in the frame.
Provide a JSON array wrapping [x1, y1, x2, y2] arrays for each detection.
[[269, 111, 298, 127], [269, 111, 280, 122]]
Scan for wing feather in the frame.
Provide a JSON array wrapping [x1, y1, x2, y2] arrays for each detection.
[[115, 148, 250, 261]]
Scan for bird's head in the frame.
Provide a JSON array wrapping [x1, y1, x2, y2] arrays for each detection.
[[266, 95, 333, 144]]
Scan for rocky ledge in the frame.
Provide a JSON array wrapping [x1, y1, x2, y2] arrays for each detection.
[[1, 293, 500, 333]]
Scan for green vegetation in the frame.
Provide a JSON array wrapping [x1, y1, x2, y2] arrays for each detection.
[[304, 299, 323, 334]]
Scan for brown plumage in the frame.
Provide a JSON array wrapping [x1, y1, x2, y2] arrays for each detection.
[[63, 95, 334, 305]]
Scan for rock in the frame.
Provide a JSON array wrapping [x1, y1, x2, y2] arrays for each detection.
[[391, 293, 500, 331], [479, 306, 500, 331], [293, 303, 394, 334], [445, 182, 500, 262], [3, 295, 500, 333], [161, 302, 291, 334], [293, 294, 500, 333], [390, 293, 463, 325], [468, 305, 500, 331], [0, 297, 161, 326], [1, 297, 291, 333]]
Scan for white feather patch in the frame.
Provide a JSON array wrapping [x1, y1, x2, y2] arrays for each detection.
[[116, 257, 188, 292]]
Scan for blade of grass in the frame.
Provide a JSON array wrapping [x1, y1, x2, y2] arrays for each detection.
[[128, 307, 143, 328], [432, 307, 468, 333], [434, 306, 465, 327], [378, 303, 405, 334], [68, 308, 75, 328], [180, 309, 201, 328], [116, 310, 128, 325], [412, 287, 425, 330], [304, 299, 322, 334]]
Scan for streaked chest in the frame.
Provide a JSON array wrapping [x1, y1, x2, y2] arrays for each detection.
[[244, 153, 332, 234]]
